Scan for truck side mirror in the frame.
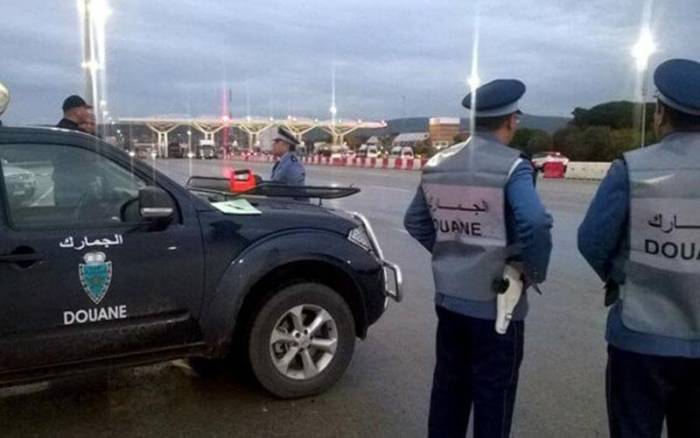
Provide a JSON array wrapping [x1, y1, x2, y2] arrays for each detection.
[[139, 187, 175, 223]]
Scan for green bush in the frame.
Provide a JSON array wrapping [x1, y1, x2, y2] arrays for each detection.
[[553, 100, 658, 161]]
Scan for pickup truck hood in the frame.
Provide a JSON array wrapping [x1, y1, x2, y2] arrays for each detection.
[[207, 196, 360, 238]]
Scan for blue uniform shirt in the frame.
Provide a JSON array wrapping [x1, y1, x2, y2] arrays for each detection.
[[578, 159, 700, 358], [271, 152, 305, 185], [404, 158, 553, 320]]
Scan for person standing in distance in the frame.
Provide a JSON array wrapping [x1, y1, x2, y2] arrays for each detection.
[[404, 79, 553, 438], [578, 58, 700, 438], [57, 95, 92, 131], [54, 95, 93, 205], [270, 127, 305, 185]]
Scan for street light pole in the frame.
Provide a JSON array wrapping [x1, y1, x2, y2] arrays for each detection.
[[632, 28, 656, 147], [82, 0, 94, 106], [187, 129, 192, 156], [79, 0, 111, 137], [640, 74, 649, 147]]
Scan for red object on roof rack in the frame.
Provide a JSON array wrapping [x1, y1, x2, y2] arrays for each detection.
[[230, 169, 257, 192]]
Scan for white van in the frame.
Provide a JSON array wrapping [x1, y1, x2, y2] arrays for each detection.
[[366, 145, 380, 159], [329, 145, 347, 160], [390, 146, 414, 159]]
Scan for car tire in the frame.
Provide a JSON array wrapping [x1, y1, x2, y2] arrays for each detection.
[[248, 282, 355, 399]]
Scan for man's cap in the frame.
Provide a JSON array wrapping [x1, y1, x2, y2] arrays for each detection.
[[62, 95, 92, 112], [462, 79, 526, 117], [654, 59, 700, 116], [273, 127, 300, 146]]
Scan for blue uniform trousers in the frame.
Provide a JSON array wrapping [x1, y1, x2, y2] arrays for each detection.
[[428, 306, 524, 438], [607, 345, 700, 438]]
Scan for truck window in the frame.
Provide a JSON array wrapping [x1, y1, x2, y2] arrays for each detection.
[[0, 144, 147, 230]]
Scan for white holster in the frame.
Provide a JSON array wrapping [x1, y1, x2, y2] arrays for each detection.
[[495, 265, 524, 334]]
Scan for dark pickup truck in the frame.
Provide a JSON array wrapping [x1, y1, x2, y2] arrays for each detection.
[[0, 127, 401, 398]]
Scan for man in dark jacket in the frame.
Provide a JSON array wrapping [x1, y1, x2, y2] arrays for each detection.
[[57, 95, 92, 131]]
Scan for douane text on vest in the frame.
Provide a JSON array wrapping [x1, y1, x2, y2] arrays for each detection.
[[434, 219, 482, 236], [645, 239, 700, 260]]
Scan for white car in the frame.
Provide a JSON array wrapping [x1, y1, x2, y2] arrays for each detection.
[[531, 151, 569, 170], [366, 146, 380, 159], [2, 161, 37, 203], [389, 146, 414, 160]]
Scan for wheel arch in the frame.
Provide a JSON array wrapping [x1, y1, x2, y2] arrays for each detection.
[[200, 230, 381, 357], [234, 259, 369, 346]]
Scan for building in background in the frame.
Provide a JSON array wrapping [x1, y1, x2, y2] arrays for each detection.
[[428, 117, 460, 149], [366, 136, 381, 146], [391, 132, 430, 149]]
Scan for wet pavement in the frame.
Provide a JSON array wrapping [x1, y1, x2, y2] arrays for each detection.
[[0, 159, 610, 437]]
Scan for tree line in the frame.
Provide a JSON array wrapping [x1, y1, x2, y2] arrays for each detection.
[[510, 101, 656, 161]]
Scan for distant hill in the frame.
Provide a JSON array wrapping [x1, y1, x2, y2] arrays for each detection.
[[347, 115, 569, 140], [517, 114, 571, 134]]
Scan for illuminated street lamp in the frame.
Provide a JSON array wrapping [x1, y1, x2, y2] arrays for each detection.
[[632, 28, 656, 147], [632, 28, 656, 72], [467, 74, 481, 91]]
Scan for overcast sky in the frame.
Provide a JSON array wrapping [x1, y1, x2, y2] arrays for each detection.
[[2, 0, 699, 125]]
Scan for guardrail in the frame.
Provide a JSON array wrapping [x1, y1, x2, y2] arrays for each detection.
[[231, 155, 428, 171], [564, 162, 611, 180], [227, 155, 612, 180]]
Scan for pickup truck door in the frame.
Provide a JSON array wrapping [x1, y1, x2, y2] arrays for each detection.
[[0, 141, 204, 373]]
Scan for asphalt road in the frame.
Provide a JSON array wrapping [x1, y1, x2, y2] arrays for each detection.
[[0, 158, 610, 437]]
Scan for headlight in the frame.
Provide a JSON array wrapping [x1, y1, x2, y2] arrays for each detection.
[[348, 227, 374, 253], [348, 212, 385, 259], [128, 151, 136, 157]]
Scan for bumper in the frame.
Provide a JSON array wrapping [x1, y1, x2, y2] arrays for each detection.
[[381, 260, 403, 303], [351, 212, 403, 303]]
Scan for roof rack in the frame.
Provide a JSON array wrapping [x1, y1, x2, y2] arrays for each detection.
[[186, 176, 360, 201]]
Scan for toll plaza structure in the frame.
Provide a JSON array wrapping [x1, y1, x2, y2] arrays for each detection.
[[118, 115, 387, 157]]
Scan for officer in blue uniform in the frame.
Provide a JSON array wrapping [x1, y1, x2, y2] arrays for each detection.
[[579, 58, 700, 438], [270, 127, 305, 185], [405, 79, 553, 438]]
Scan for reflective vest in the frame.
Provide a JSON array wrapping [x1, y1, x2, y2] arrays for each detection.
[[421, 134, 523, 301], [622, 132, 700, 339]]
